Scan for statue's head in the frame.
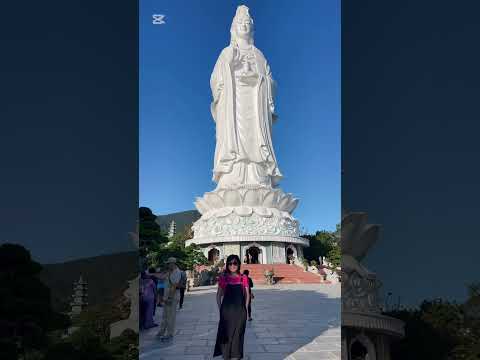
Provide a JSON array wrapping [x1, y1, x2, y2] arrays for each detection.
[[230, 5, 254, 46]]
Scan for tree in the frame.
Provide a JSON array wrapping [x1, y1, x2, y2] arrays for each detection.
[[43, 342, 84, 360], [105, 329, 138, 360], [139, 207, 208, 271], [386, 284, 480, 360], [147, 242, 207, 271], [302, 229, 340, 267], [139, 207, 169, 256], [68, 327, 114, 360], [72, 303, 122, 344], [0, 244, 70, 357], [326, 244, 341, 268]]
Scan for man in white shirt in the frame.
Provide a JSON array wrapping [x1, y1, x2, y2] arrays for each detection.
[[157, 257, 182, 341]]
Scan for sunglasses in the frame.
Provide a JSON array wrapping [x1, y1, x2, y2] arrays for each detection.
[[227, 261, 239, 266]]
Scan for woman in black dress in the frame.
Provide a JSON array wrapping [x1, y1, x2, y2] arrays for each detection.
[[214, 254, 250, 359]]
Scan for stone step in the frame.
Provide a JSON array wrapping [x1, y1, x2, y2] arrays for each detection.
[[242, 264, 328, 284], [194, 264, 332, 285]]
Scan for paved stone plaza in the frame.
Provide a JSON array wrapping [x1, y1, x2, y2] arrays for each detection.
[[140, 283, 340, 360]]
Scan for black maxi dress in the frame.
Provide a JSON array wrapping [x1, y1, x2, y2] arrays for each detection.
[[214, 275, 248, 359]]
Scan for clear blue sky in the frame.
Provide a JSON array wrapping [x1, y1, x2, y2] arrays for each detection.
[[140, 1, 340, 232]]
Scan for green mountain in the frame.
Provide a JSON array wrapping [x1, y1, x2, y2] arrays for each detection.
[[39, 251, 138, 313], [155, 209, 201, 234]]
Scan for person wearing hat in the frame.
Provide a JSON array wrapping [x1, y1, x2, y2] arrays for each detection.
[[157, 257, 182, 341]]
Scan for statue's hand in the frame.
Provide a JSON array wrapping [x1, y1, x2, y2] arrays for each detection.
[[269, 101, 278, 122], [269, 101, 275, 114]]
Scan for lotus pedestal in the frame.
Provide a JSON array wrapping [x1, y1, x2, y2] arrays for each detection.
[[186, 185, 309, 264]]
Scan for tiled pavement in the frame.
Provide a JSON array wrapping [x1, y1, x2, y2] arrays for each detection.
[[140, 283, 341, 360]]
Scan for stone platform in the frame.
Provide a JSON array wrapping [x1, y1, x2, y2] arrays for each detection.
[[140, 283, 340, 360], [187, 185, 309, 265]]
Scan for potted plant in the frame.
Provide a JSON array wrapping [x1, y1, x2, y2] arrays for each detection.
[[264, 268, 275, 285], [310, 260, 318, 269], [215, 258, 225, 268], [302, 259, 309, 271]]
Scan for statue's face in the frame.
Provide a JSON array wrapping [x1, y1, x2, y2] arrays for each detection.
[[235, 17, 253, 40]]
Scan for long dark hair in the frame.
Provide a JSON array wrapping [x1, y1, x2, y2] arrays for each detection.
[[224, 254, 241, 275]]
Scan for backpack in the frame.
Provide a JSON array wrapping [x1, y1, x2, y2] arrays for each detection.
[[178, 271, 187, 289]]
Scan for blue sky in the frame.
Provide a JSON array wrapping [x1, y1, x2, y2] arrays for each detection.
[[140, 1, 340, 232]]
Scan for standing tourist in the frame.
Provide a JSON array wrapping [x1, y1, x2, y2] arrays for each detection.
[[178, 268, 187, 309], [149, 268, 167, 307], [242, 269, 254, 321], [148, 267, 159, 316], [140, 270, 157, 330], [156, 269, 166, 307], [214, 254, 250, 359], [157, 257, 182, 341]]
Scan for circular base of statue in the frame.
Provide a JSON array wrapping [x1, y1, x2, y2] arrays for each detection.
[[191, 205, 301, 239], [194, 185, 299, 215], [186, 234, 309, 247], [342, 311, 405, 338]]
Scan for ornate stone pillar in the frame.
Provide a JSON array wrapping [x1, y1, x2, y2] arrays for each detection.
[[223, 243, 241, 259], [375, 335, 391, 360], [297, 244, 304, 260], [271, 242, 286, 263]]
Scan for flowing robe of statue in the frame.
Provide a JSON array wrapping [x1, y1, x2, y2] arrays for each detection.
[[210, 44, 282, 189]]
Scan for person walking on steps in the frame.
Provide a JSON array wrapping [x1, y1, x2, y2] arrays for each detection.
[[242, 269, 254, 321], [157, 257, 182, 341], [213, 254, 250, 359]]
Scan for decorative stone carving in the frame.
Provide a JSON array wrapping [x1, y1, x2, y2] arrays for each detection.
[[342, 270, 382, 314], [186, 234, 308, 247], [341, 211, 404, 360], [271, 242, 286, 263], [223, 243, 241, 258], [193, 210, 299, 238]]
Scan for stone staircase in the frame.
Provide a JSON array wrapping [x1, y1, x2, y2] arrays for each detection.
[[242, 264, 330, 284]]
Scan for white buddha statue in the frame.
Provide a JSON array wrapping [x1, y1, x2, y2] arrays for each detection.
[[210, 5, 282, 189]]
